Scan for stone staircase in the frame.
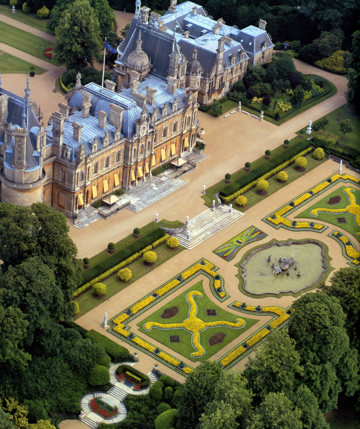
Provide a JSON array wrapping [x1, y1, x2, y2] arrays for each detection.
[[73, 206, 101, 229], [174, 205, 245, 250], [148, 372, 158, 384], [82, 416, 97, 429], [181, 150, 209, 165], [108, 386, 128, 401]]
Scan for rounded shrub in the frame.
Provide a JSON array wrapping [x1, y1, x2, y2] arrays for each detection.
[[257, 179, 269, 192], [245, 162, 251, 169], [157, 403, 171, 415], [277, 171, 288, 182], [159, 375, 175, 387], [108, 242, 115, 251], [155, 409, 178, 429], [167, 237, 179, 249], [22, 2, 31, 13], [97, 353, 111, 368], [150, 381, 164, 401], [265, 150, 271, 157], [118, 268, 132, 282], [93, 283, 106, 295], [133, 227, 140, 237], [313, 147, 325, 160], [71, 301, 79, 316], [236, 195, 247, 206], [284, 139, 290, 146], [10, 0, 17, 7], [295, 156, 308, 168], [37, 5, 49, 18], [225, 173, 231, 181], [143, 251, 157, 264], [88, 364, 110, 386], [83, 257, 90, 267], [164, 386, 174, 401], [172, 388, 181, 406]]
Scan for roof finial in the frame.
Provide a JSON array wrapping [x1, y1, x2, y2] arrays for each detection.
[[135, 0, 141, 16], [136, 30, 143, 51], [25, 75, 31, 101], [0, 73, 2, 87]]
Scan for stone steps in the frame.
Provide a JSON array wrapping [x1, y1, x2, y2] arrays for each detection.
[[175, 206, 245, 249], [82, 417, 97, 429], [148, 372, 157, 384], [108, 386, 128, 401]]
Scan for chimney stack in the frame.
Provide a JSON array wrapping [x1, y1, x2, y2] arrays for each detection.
[[72, 122, 83, 141], [192, 6, 197, 14], [104, 80, 116, 92], [259, 19, 267, 31], [0, 94, 9, 126], [58, 102, 70, 121], [109, 103, 124, 130], [145, 86, 157, 105], [81, 90, 92, 118], [98, 110, 108, 129]]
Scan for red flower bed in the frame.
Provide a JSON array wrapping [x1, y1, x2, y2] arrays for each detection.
[[90, 398, 117, 419], [44, 48, 53, 59]]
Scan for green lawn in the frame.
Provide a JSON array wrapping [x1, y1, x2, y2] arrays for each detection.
[[296, 185, 360, 242], [0, 50, 46, 74], [232, 153, 326, 213], [0, 5, 51, 33], [138, 281, 258, 363], [75, 242, 184, 318], [85, 219, 184, 269], [0, 21, 56, 64]]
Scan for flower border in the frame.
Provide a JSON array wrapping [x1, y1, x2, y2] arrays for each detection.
[[329, 230, 360, 267], [262, 174, 360, 234]]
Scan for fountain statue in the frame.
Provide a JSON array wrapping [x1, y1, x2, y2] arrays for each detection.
[[294, 265, 297, 270], [273, 266, 282, 276], [267, 255, 271, 262], [297, 271, 301, 277], [286, 271, 290, 276], [271, 263, 275, 269], [278, 257, 282, 263]]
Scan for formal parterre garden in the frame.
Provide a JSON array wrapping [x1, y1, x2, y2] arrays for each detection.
[[107, 258, 293, 374]]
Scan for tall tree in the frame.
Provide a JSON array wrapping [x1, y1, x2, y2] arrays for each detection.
[[346, 31, 360, 113], [288, 292, 359, 412], [0, 406, 14, 429], [248, 392, 303, 429], [177, 361, 222, 429], [53, 0, 102, 69], [245, 328, 303, 401], [90, 0, 116, 37]]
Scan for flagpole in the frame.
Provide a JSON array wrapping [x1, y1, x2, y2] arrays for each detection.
[[101, 37, 107, 90]]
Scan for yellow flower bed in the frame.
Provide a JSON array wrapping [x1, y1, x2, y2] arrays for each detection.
[[131, 295, 156, 314], [333, 231, 360, 264], [220, 345, 247, 368], [206, 319, 245, 328], [182, 367, 193, 374], [132, 337, 156, 353], [158, 352, 180, 366], [113, 313, 129, 325], [277, 205, 293, 216], [214, 280, 221, 289], [295, 221, 310, 228], [113, 325, 130, 337], [191, 331, 205, 357], [247, 328, 270, 347], [182, 264, 202, 280], [294, 193, 311, 206], [157, 279, 180, 297], [218, 291, 226, 298]]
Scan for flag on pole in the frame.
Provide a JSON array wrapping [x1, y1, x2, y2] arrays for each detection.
[[105, 41, 116, 54]]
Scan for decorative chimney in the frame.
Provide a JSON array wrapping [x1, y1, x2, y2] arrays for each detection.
[[145, 86, 157, 105], [98, 110, 108, 129], [192, 6, 197, 14], [184, 30, 190, 38], [72, 122, 83, 141], [81, 90, 92, 118], [259, 19, 267, 31], [0, 94, 9, 126], [104, 80, 116, 92], [169, 0, 177, 13], [58, 102, 70, 121], [109, 103, 124, 130]]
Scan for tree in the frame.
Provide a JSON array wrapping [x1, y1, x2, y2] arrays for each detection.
[[292, 85, 305, 107], [0, 408, 14, 429], [154, 409, 177, 429], [318, 267, 360, 351], [53, 0, 102, 70], [200, 371, 253, 429], [177, 361, 222, 429], [133, 227, 140, 238], [263, 94, 271, 106], [71, 301, 80, 316], [88, 364, 110, 385], [245, 329, 303, 401], [243, 65, 266, 88], [277, 171, 288, 182], [339, 119, 353, 137], [257, 180, 269, 193], [346, 31, 360, 113], [295, 157, 308, 169], [211, 100, 222, 117], [265, 150, 271, 157], [245, 162, 251, 169], [143, 251, 157, 264], [246, 87, 256, 99], [313, 148, 325, 160], [0, 398, 29, 429], [290, 384, 330, 429], [118, 268, 132, 282], [313, 31, 343, 58], [274, 55, 296, 80], [46, 0, 72, 33], [0, 305, 31, 369], [298, 44, 321, 64], [236, 195, 247, 206], [248, 392, 302, 429], [288, 292, 359, 412], [90, 0, 116, 37], [225, 173, 231, 182], [93, 283, 106, 295], [167, 237, 179, 249]]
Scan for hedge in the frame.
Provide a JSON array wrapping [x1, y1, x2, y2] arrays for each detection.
[[116, 364, 150, 388], [59, 77, 69, 94], [60, 321, 88, 337], [78, 229, 168, 291], [86, 330, 131, 363], [88, 364, 110, 386], [313, 129, 338, 149], [219, 142, 312, 202], [155, 409, 178, 429]]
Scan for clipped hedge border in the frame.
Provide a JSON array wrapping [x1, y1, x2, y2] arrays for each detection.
[[220, 146, 313, 203], [75, 231, 169, 298], [59, 76, 69, 94], [86, 329, 131, 363]]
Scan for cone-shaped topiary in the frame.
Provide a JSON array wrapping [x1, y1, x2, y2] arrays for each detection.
[[118, 268, 132, 282], [93, 282, 106, 295], [236, 195, 247, 206], [313, 147, 325, 160], [71, 301, 79, 316], [295, 156, 308, 168], [257, 179, 269, 191], [167, 237, 179, 249], [144, 251, 157, 264], [277, 171, 288, 182]]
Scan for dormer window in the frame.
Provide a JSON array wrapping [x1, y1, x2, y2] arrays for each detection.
[[92, 139, 97, 153], [103, 133, 109, 148]]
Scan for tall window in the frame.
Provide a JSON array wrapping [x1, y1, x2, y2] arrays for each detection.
[[80, 170, 84, 182], [163, 127, 168, 138], [133, 147, 137, 158], [140, 144, 144, 154], [262, 52, 265, 61], [116, 151, 120, 163], [105, 157, 110, 168], [173, 121, 178, 133], [147, 140, 151, 151], [94, 162, 99, 174], [61, 169, 66, 182], [186, 116, 191, 126]]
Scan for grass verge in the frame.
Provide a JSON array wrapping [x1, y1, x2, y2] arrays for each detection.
[[0, 20, 56, 64], [0, 5, 51, 33], [0, 50, 46, 74], [75, 242, 184, 318], [138, 280, 258, 363]]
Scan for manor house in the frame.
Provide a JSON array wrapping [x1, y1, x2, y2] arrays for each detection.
[[0, 70, 199, 218], [115, 0, 274, 105]]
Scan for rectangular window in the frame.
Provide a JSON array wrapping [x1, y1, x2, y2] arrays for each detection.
[[92, 185, 98, 199], [171, 143, 176, 156], [161, 148, 166, 162], [145, 163, 149, 174], [116, 151, 120, 163], [103, 179, 109, 193], [114, 173, 120, 187], [131, 170, 135, 181], [94, 163, 99, 174], [163, 127, 168, 138], [173, 122, 178, 133], [105, 157, 110, 168], [151, 155, 156, 167], [137, 166, 143, 178]]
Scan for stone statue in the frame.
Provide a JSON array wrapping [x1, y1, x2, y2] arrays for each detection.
[[306, 120, 312, 135], [278, 257, 282, 263], [271, 263, 275, 269], [75, 72, 82, 90], [267, 255, 271, 262], [294, 265, 297, 270], [238, 101, 241, 111], [102, 312, 107, 328], [273, 266, 282, 276], [338, 159, 342, 175], [297, 271, 301, 277], [286, 270, 290, 276]]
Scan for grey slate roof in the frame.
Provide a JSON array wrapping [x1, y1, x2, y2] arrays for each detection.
[[235, 25, 274, 55]]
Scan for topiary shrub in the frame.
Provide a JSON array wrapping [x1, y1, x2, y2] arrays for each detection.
[[295, 156, 308, 169], [97, 353, 111, 368], [133, 227, 140, 238], [225, 173, 231, 183], [118, 268, 132, 282], [257, 179, 269, 194], [22, 2, 31, 13], [108, 242, 115, 253], [164, 386, 174, 401], [88, 364, 110, 386], [143, 251, 157, 264], [167, 237, 179, 249], [10, 0, 17, 7], [284, 139, 290, 147], [236, 195, 247, 206], [265, 150, 271, 158], [159, 374, 175, 387], [172, 388, 181, 406], [37, 5, 49, 18], [313, 147, 325, 160], [93, 283, 106, 295], [155, 409, 178, 429], [83, 257, 90, 268], [157, 403, 171, 415], [71, 301, 79, 316], [277, 171, 288, 182], [150, 381, 164, 401]]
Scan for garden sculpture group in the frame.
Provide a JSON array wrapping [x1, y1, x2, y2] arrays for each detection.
[[271, 254, 300, 276]]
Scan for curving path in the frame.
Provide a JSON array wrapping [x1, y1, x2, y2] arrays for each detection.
[[79, 362, 157, 428]]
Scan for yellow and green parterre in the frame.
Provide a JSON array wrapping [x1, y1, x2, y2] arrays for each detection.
[[264, 174, 360, 232], [330, 231, 360, 266]]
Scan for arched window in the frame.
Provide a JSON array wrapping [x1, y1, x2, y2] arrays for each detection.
[[94, 162, 99, 174], [133, 147, 137, 158], [147, 140, 151, 150], [80, 170, 84, 182], [186, 116, 191, 126], [140, 144, 144, 154]]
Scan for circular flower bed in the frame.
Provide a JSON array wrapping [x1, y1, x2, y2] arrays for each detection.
[[44, 48, 53, 59], [90, 398, 117, 419]]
